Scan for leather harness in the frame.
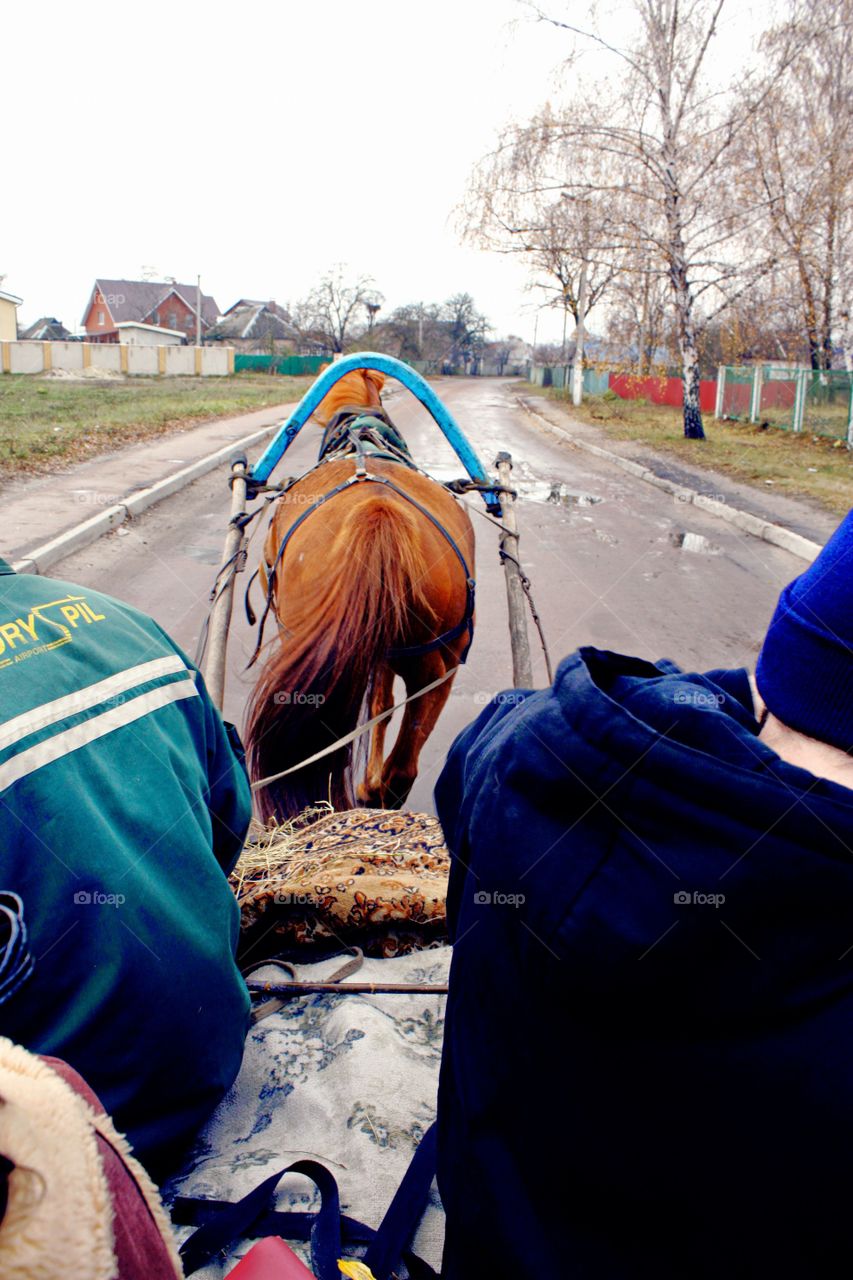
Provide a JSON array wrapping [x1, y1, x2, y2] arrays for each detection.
[[247, 415, 476, 668]]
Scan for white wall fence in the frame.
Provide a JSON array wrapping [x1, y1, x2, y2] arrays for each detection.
[[1, 340, 235, 377]]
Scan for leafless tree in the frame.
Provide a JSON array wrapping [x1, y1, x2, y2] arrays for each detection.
[[295, 265, 384, 353], [607, 265, 673, 371], [462, 138, 621, 403], [441, 293, 492, 369], [741, 0, 853, 370], [492, 0, 812, 437]]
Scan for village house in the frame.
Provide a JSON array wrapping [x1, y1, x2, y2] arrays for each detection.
[[81, 279, 219, 343], [0, 288, 23, 341], [205, 299, 300, 353], [19, 317, 71, 341]]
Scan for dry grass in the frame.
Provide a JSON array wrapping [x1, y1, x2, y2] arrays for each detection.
[[230, 805, 334, 902], [525, 385, 853, 518], [0, 373, 314, 480]]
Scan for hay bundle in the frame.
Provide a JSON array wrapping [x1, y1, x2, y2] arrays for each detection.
[[230, 807, 450, 961]]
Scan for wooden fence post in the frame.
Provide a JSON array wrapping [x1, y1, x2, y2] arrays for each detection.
[[714, 365, 726, 419]]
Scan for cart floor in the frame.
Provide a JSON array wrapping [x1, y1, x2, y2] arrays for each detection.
[[163, 948, 450, 1275]]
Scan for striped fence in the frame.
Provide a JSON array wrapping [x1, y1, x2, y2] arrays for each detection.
[[1, 340, 233, 377]]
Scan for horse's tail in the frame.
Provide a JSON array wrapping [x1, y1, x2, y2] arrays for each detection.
[[245, 493, 434, 824]]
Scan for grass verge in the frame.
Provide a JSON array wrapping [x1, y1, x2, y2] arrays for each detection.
[[0, 373, 314, 480], [523, 384, 853, 519]]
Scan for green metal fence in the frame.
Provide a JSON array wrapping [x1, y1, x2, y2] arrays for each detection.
[[584, 367, 611, 395], [716, 365, 853, 443], [234, 354, 330, 376], [529, 365, 612, 395]]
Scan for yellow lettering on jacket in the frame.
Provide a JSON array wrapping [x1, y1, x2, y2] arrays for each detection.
[[0, 596, 109, 670], [0, 623, 25, 649], [17, 614, 38, 642]]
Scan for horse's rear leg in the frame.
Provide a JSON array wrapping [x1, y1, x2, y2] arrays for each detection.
[[356, 662, 395, 806], [378, 652, 457, 809]]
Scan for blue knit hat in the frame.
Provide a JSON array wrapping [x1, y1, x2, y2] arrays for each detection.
[[756, 509, 853, 752]]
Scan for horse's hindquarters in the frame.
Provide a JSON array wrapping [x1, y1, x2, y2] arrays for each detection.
[[248, 459, 475, 820]]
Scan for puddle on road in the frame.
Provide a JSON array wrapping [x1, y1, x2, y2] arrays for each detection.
[[183, 544, 222, 565], [670, 529, 720, 555], [546, 483, 604, 508], [508, 462, 605, 510]]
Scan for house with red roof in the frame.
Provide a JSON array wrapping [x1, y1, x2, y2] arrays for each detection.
[[82, 279, 219, 343]]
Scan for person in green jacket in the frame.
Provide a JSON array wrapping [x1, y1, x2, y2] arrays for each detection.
[[0, 556, 251, 1175]]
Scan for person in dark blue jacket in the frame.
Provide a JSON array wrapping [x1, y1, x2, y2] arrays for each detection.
[[436, 510, 853, 1279]]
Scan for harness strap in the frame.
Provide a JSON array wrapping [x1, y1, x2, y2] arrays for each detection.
[[174, 1126, 440, 1279], [247, 474, 365, 668], [249, 469, 476, 670]]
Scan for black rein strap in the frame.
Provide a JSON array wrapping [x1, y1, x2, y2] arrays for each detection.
[[247, 462, 476, 669]]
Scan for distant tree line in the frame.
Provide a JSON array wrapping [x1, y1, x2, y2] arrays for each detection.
[[290, 265, 496, 371]]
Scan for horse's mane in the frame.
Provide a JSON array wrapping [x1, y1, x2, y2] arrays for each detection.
[[313, 368, 386, 425]]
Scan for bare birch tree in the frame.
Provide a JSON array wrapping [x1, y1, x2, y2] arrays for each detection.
[[742, 0, 853, 370], [478, 0, 810, 437]]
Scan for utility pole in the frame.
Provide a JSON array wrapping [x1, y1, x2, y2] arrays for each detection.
[[194, 273, 202, 348]]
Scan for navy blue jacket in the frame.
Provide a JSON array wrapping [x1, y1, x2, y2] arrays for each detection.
[[436, 648, 853, 1279]]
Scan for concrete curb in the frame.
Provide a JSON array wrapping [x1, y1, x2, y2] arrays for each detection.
[[517, 397, 824, 563], [12, 422, 281, 575]]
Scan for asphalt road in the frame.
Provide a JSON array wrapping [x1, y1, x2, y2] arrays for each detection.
[[52, 377, 804, 814]]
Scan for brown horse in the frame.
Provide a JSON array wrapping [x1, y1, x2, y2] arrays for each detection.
[[245, 368, 476, 823]]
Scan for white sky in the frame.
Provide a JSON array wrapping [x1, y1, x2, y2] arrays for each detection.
[[3, 0, 768, 345]]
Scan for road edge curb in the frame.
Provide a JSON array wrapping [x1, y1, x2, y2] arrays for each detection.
[[12, 422, 281, 575], [517, 396, 824, 563]]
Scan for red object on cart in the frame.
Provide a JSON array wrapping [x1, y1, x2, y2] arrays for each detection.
[[226, 1236, 316, 1278]]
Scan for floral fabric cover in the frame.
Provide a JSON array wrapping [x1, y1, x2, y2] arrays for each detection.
[[163, 948, 450, 1276], [233, 810, 450, 960]]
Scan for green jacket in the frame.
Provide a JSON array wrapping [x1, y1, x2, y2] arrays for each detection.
[[0, 558, 251, 1173]]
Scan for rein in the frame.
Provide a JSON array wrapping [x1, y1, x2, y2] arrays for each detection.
[[250, 664, 458, 792]]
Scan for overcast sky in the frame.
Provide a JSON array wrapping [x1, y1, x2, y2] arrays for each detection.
[[4, 0, 765, 345]]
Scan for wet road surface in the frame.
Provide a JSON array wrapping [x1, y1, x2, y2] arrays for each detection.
[[52, 377, 803, 813]]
